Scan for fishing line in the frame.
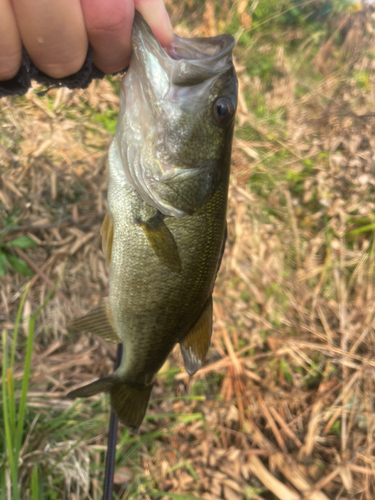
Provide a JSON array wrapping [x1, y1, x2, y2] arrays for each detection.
[[102, 343, 123, 500]]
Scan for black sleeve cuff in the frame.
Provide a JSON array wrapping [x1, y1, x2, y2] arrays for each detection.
[[0, 46, 126, 98]]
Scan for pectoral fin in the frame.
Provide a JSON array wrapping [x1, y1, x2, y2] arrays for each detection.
[[67, 376, 153, 433], [100, 212, 114, 267], [67, 299, 120, 343], [138, 213, 182, 272], [180, 296, 213, 376]]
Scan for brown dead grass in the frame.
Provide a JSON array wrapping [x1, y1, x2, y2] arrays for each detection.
[[2, 2, 375, 499]]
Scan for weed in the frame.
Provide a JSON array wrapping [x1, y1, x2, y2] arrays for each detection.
[[0, 219, 37, 276], [1, 279, 59, 499], [94, 109, 119, 135]]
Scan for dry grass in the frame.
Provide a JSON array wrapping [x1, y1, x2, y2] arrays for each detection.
[[2, 1, 375, 499]]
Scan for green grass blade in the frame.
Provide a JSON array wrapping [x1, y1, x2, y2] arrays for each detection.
[[15, 315, 35, 460], [31, 465, 39, 500], [167, 461, 199, 482], [9, 283, 31, 440], [144, 413, 204, 421], [0, 466, 6, 500], [10, 282, 31, 368], [148, 492, 205, 500], [7, 365, 16, 441], [33, 271, 62, 318], [15, 275, 61, 461], [151, 395, 205, 402], [2, 331, 20, 500], [347, 223, 375, 237]]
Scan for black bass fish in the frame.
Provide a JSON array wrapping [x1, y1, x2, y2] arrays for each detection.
[[68, 12, 238, 431]]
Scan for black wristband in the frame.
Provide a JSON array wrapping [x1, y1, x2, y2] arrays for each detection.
[[0, 45, 126, 98]]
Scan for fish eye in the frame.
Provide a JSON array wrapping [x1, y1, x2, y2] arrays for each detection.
[[213, 97, 235, 124]]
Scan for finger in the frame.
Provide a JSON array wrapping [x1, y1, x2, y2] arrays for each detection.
[[80, 0, 134, 74], [134, 0, 173, 47], [0, 0, 22, 80], [11, 0, 88, 79]]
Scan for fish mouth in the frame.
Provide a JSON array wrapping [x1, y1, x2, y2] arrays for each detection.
[[115, 13, 236, 219], [166, 34, 235, 63], [133, 11, 235, 87]]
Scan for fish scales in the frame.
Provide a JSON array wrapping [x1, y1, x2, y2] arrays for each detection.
[[67, 12, 238, 431], [108, 149, 228, 386]]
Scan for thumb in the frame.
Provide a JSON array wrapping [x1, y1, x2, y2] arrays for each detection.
[[134, 0, 173, 47]]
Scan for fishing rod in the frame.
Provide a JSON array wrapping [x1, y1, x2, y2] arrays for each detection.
[[102, 343, 123, 500]]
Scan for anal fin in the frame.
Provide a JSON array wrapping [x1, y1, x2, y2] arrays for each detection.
[[67, 299, 119, 343], [138, 213, 182, 273], [100, 212, 114, 267], [67, 375, 153, 433], [180, 296, 213, 376]]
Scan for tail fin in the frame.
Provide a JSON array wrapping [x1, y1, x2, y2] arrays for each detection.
[[67, 376, 153, 432]]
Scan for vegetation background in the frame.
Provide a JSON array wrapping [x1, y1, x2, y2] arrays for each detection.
[[1, 0, 375, 498]]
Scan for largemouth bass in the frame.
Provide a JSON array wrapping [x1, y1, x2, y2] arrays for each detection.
[[68, 12, 238, 431]]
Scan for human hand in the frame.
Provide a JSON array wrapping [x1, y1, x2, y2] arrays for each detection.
[[0, 0, 173, 81]]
